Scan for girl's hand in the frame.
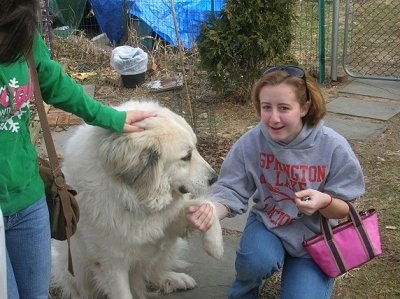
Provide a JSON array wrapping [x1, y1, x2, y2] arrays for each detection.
[[123, 110, 156, 132], [294, 189, 332, 216], [186, 203, 214, 232], [295, 189, 349, 219]]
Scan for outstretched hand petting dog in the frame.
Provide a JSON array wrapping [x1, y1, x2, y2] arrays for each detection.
[[123, 110, 157, 132]]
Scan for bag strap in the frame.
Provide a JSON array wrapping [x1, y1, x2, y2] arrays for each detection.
[[27, 53, 75, 276], [320, 202, 375, 274], [347, 203, 376, 258]]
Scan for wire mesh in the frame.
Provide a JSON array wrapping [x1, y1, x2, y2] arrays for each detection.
[[42, 1, 328, 73], [343, 0, 400, 80], [41, 0, 332, 141]]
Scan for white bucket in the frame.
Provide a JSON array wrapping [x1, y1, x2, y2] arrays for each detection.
[[110, 46, 148, 75]]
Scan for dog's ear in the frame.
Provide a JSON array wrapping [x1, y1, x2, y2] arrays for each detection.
[[98, 132, 161, 185], [121, 147, 160, 185], [98, 131, 174, 209]]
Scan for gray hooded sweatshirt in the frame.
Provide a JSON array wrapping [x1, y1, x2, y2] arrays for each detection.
[[212, 121, 365, 257]]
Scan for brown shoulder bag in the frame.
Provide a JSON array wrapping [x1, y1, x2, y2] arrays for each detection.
[[27, 53, 79, 276]]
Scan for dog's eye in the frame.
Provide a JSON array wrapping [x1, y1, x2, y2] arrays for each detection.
[[181, 152, 192, 161]]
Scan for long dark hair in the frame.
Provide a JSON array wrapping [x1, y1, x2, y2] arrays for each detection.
[[0, 0, 39, 64]]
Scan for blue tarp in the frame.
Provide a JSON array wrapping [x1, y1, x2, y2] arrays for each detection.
[[130, 0, 224, 49], [92, 0, 224, 48], [49, 0, 224, 48], [89, 0, 126, 44]]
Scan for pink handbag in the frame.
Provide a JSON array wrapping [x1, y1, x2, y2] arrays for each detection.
[[303, 202, 382, 278]]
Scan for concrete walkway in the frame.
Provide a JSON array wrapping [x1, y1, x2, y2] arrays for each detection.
[[325, 78, 400, 141], [33, 78, 400, 298]]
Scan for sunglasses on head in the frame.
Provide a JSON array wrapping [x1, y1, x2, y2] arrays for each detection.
[[262, 65, 309, 100], [261, 65, 306, 79]]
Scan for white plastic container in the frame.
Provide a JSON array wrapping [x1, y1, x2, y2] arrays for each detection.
[[110, 46, 148, 76], [110, 46, 148, 88], [0, 208, 7, 299]]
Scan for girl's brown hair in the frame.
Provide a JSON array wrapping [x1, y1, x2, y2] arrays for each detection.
[[0, 0, 39, 64], [251, 70, 326, 126]]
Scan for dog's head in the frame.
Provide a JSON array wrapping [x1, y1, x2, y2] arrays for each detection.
[[97, 101, 217, 212]]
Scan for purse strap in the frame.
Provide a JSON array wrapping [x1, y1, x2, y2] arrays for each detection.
[[320, 202, 376, 273], [27, 53, 75, 276]]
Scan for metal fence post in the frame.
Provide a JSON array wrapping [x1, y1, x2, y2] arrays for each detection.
[[331, 0, 340, 81], [318, 0, 326, 83]]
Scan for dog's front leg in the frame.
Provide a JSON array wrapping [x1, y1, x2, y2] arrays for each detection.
[[201, 202, 224, 259], [97, 266, 134, 299]]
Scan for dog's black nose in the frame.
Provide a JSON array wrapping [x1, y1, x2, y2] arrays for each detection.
[[178, 186, 189, 194], [208, 174, 218, 186]]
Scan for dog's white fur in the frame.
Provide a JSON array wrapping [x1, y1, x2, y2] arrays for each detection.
[[51, 100, 223, 299]]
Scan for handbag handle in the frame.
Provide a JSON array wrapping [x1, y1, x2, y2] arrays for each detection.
[[320, 202, 375, 274], [27, 54, 75, 275]]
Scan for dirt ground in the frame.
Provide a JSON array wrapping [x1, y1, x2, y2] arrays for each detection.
[[92, 75, 400, 298]]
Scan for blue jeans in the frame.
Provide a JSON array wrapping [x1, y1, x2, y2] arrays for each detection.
[[228, 212, 334, 299], [4, 196, 51, 299]]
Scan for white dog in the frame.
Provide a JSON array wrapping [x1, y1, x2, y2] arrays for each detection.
[[51, 100, 224, 299]]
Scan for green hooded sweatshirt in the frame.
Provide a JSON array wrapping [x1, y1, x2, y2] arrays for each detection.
[[0, 33, 126, 216]]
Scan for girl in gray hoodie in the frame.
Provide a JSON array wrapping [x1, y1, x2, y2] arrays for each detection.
[[187, 66, 365, 299]]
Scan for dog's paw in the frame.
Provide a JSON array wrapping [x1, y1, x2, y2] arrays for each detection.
[[157, 271, 197, 294], [203, 231, 224, 259], [202, 218, 224, 259]]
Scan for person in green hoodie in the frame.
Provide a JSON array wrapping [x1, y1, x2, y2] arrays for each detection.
[[0, 1, 156, 297]]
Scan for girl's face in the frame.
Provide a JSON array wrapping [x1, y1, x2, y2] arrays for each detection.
[[259, 83, 309, 144]]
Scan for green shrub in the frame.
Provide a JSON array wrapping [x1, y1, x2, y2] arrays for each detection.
[[197, 0, 297, 103]]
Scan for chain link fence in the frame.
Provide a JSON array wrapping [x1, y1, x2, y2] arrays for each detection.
[[44, 1, 400, 83], [42, 1, 325, 73], [40, 0, 327, 141], [343, 0, 400, 80], [42, 0, 400, 139]]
